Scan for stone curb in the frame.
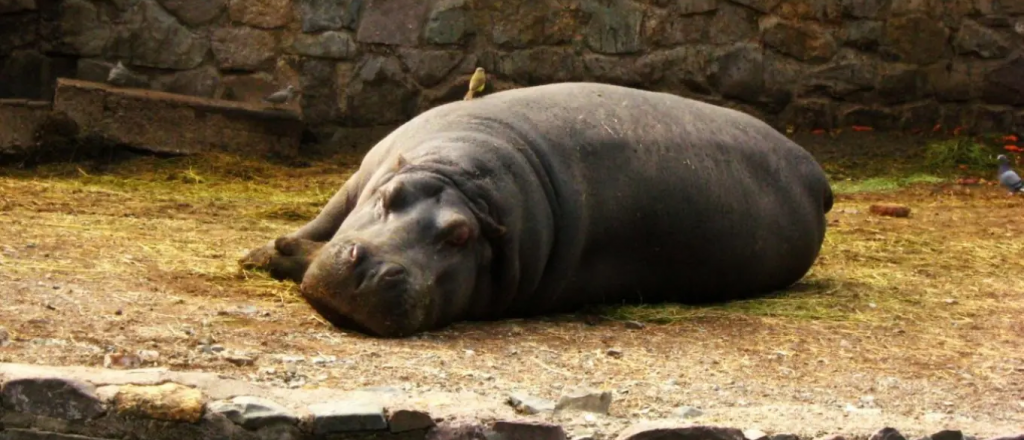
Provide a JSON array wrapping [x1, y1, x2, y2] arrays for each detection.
[[1, 363, 1022, 440]]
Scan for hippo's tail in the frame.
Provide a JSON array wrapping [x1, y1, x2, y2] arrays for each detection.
[[823, 183, 834, 214]]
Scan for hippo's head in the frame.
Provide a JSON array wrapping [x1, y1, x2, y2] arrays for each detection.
[[299, 156, 505, 337]]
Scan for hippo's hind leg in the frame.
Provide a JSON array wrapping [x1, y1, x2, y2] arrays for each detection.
[[239, 173, 363, 283]]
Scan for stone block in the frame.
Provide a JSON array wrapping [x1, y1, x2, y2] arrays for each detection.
[[775, 0, 843, 21], [880, 14, 950, 65], [982, 55, 1024, 105], [489, 0, 581, 48], [954, 19, 1012, 59], [102, 0, 208, 70], [0, 13, 38, 57], [839, 105, 900, 129], [208, 396, 299, 430], [298, 0, 363, 33], [356, 0, 430, 46], [490, 420, 567, 440], [801, 49, 878, 99], [387, 408, 434, 433], [52, 78, 302, 157], [727, 0, 780, 13], [292, 31, 358, 59], [307, 400, 387, 434], [155, 0, 225, 25], [211, 27, 277, 71], [763, 20, 839, 62], [708, 2, 759, 45], [842, 20, 882, 50], [841, 0, 886, 18], [228, 0, 292, 28], [899, 101, 942, 130], [113, 383, 205, 423], [0, 100, 53, 154], [0, 429, 111, 440], [581, 0, 644, 54], [397, 48, 464, 87], [876, 63, 928, 104], [43, 0, 111, 57], [425, 0, 469, 45], [711, 43, 764, 104], [0, 376, 106, 421], [342, 55, 420, 125]]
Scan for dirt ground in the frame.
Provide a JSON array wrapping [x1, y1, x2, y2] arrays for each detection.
[[1, 133, 1023, 438]]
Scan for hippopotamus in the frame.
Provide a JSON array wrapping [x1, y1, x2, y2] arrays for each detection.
[[240, 82, 834, 338]]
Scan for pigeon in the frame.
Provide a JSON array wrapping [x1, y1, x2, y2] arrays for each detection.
[[106, 61, 133, 86], [997, 154, 1023, 196], [262, 85, 296, 106], [464, 67, 486, 101]]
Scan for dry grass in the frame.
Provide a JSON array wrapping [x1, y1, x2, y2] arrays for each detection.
[[2, 139, 1024, 436]]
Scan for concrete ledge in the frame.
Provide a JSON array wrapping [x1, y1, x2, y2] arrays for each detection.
[[0, 99, 51, 154], [51, 78, 303, 157], [1, 363, 1021, 440]]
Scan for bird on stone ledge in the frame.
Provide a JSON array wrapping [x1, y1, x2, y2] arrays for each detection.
[[263, 85, 297, 107], [464, 67, 486, 101], [107, 61, 133, 87]]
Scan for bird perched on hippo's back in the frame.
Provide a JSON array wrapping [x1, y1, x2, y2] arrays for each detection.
[[997, 154, 1023, 196], [464, 67, 486, 101]]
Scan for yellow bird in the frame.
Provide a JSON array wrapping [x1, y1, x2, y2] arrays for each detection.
[[464, 67, 486, 101]]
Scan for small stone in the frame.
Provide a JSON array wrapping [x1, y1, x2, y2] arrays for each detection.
[[225, 354, 257, 366], [0, 376, 106, 420], [0, 326, 9, 346], [387, 408, 435, 433], [623, 321, 645, 330], [672, 406, 703, 418], [114, 383, 205, 423], [745, 430, 769, 440], [136, 350, 160, 363], [490, 420, 568, 440], [616, 423, 746, 440], [606, 348, 624, 358], [507, 393, 556, 415], [308, 400, 387, 434], [103, 352, 141, 369], [210, 344, 226, 352], [554, 388, 613, 414], [208, 396, 299, 430]]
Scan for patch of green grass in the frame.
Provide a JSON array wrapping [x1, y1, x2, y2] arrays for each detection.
[[830, 173, 946, 195], [923, 136, 1001, 170]]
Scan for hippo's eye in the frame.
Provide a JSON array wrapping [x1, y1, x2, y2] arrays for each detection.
[[443, 223, 471, 247]]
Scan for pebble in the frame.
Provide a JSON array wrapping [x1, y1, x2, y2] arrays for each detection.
[[554, 388, 613, 414], [136, 350, 160, 363], [624, 320, 645, 330], [606, 348, 624, 358], [0, 326, 10, 347], [224, 354, 257, 366], [508, 392, 556, 415], [672, 406, 704, 418]]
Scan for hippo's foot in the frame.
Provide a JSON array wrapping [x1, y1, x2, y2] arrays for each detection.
[[238, 236, 326, 284]]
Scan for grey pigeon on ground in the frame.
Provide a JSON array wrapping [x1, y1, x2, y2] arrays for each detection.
[[997, 154, 1023, 196], [106, 61, 132, 86], [262, 85, 296, 106]]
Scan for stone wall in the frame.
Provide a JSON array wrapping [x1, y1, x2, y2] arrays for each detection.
[[3, 362, 1024, 440], [2, 0, 1024, 135]]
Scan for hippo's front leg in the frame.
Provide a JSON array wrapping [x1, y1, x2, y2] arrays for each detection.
[[239, 172, 364, 283]]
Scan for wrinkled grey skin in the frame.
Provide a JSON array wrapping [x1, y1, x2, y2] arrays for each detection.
[[240, 82, 834, 338]]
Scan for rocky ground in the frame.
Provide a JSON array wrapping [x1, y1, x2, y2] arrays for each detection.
[[1, 138, 1023, 438]]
